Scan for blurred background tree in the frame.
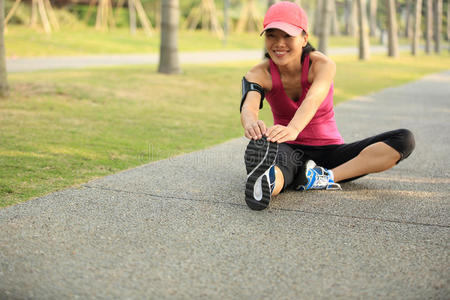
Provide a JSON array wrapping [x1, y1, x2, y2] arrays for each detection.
[[158, 0, 180, 73], [1, 0, 8, 97]]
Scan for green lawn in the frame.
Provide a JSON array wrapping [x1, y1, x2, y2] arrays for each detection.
[[5, 24, 393, 58], [1, 52, 450, 207]]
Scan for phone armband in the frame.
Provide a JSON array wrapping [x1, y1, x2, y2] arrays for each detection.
[[240, 77, 265, 113]]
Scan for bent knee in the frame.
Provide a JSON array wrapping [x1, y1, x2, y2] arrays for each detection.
[[392, 128, 415, 161]]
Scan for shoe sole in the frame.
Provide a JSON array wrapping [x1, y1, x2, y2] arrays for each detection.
[[244, 137, 278, 210]]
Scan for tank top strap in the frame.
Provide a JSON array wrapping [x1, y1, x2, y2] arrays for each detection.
[[269, 59, 282, 90], [301, 53, 310, 88]]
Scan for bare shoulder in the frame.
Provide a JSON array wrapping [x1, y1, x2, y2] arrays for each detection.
[[309, 51, 336, 79], [244, 59, 272, 91], [309, 51, 336, 69]]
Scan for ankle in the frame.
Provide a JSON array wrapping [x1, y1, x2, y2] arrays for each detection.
[[272, 166, 284, 196], [328, 169, 335, 182]]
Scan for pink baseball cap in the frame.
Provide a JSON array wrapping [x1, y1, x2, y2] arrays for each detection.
[[261, 1, 308, 37]]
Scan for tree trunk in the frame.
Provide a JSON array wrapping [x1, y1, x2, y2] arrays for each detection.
[[0, 0, 9, 97], [447, 0, 450, 43], [318, 0, 332, 54], [158, 0, 181, 74], [447, 1, 450, 43], [129, 0, 136, 35], [404, 0, 412, 38], [411, 0, 423, 56], [330, 0, 340, 36], [433, 0, 442, 53], [223, 0, 229, 45], [357, 0, 370, 60], [387, 0, 398, 57], [313, 0, 323, 36], [349, 0, 358, 37], [369, 0, 378, 37], [425, 0, 432, 53], [155, 0, 161, 30], [30, 0, 38, 27]]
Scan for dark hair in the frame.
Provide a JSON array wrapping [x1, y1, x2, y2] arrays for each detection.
[[264, 32, 316, 65]]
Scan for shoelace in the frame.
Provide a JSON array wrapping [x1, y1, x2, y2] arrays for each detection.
[[311, 168, 331, 189]]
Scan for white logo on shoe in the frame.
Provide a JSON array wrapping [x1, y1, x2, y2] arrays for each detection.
[[253, 168, 272, 201]]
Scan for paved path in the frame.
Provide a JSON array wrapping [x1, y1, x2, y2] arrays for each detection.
[[1, 71, 449, 299], [7, 45, 413, 72]]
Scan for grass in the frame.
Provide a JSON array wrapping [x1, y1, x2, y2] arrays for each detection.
[[1, 51, 450, 207], [5, 24, 394, 58]]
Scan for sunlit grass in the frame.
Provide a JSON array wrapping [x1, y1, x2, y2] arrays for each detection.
[[1, 52, 449, 207]]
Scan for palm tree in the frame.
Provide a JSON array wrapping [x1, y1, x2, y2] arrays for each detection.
[[434, 0, 442, 53], [158, 0, 181, 74], [387, 0, 399, 57], [369, 0, 378, 37], [128, 0, 136, 35], [425, 0, 432, 53], [223, 0, 230, 44], [357, 0, 370, 60], [411, 0, 423, 56], [318, 0, 332, 54], [344, 0, 357, 37], [404, 0, 413, 38], [447, 0, 450, 45], [313, 0, 323, 36], [330, 0, 340, 36], [0, 0, 9, 97]]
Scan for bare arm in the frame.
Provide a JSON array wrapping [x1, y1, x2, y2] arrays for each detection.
[[240, 63, 271, 140], [288, 57, 336, 133]]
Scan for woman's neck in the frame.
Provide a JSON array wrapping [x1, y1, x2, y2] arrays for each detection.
[[277, 57, 302, 77]]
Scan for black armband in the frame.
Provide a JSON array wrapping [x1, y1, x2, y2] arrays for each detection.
[[240, 77, 265, 113]]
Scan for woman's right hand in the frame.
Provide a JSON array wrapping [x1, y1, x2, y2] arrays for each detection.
[[244, 120, 267, 140]]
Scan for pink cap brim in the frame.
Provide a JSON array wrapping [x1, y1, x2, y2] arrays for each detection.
[[260, 21, 304, 37]]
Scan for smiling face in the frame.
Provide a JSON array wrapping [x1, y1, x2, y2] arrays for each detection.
[[265, 28, 308, 67]]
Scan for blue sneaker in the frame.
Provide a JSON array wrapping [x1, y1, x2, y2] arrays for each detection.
[[244, 136, 278, 210], [295, 160, 342, 191]]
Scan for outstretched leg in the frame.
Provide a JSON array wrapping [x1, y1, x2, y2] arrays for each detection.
[[332, 142, 401, 183], [286, 129, 415, 189]]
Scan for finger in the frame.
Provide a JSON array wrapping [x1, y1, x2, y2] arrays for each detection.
[[246, 127, 257, 140], [271, 130, 288, 143], [267, 126, 282, 140], [252, 123, 262, 139], [257, 120, 267, 135], [277, 134, 291, 143], [244, 131, 252, 140]]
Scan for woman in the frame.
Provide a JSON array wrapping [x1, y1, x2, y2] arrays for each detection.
[[241, 1, 415, 210]]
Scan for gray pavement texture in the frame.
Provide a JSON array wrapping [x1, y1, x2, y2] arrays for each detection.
[[7, 46, 412, 73], [1, 70, 450, 299]]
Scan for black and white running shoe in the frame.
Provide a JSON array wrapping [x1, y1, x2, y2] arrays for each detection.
[[244, 136, 278, 210]]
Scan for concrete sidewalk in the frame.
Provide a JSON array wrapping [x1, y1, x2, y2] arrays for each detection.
[[1, 71, 449, 299]]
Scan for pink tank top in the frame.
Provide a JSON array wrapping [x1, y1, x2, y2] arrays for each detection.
[[266, 54, 344, 146]]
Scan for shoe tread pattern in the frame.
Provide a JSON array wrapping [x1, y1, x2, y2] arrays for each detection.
[[244, 137, 278, 210]]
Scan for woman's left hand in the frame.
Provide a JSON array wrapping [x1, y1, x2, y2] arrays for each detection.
[[266, 125, 300, 143]]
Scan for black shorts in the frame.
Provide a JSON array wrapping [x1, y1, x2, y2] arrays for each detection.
[[276, 128, 415, 190]]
